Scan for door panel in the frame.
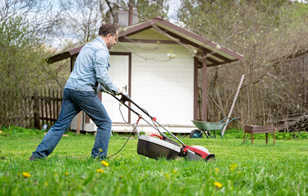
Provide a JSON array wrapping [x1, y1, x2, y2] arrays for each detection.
[[101, 55, 129, 123]]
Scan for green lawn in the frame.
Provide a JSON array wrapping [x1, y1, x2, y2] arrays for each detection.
[[0, 127, 307, 196]]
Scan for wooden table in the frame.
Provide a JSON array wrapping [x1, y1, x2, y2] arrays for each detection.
[[244, 125, 275, 145]]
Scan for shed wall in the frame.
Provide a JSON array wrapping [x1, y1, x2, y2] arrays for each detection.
[[118, 42, 194, 126]]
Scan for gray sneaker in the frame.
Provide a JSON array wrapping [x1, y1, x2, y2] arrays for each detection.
[[29, 155, 38, 161]]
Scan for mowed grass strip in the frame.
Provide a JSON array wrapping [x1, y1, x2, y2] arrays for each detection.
[[0, 128, 307, 196]]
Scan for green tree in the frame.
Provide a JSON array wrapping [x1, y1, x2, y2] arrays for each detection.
[[177, 0, 308, 126], [0, 0, 56, 127], [0, 17, 47, 90], [134, 0, 169, 20]]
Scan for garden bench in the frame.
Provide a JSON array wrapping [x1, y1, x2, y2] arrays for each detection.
[[244, 125, 275, 145]]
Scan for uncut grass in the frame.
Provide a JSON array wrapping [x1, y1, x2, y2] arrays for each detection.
[[1, 130, 307, 196]]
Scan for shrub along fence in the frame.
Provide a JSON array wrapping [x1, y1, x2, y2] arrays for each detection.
[[0, 89, 63, 129]]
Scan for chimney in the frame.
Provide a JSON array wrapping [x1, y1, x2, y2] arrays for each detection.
[[109, 3, 138, 27]]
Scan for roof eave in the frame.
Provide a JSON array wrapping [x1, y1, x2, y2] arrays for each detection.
[[47, 17, 244, 65], [119, 17, 243, 63]]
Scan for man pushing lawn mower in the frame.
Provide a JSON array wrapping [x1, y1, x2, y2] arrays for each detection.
[[30, 23, 121, 161], [29, 23, 215, 162]]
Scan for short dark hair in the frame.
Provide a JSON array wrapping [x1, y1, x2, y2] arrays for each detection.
[[99, 23, 118, 37]]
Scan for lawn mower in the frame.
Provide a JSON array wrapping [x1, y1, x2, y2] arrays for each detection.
[[107, 92, 215, 162]]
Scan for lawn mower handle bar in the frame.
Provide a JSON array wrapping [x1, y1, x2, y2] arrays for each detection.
[[107, 92, 167, 136], [106, 91, 185, 146]]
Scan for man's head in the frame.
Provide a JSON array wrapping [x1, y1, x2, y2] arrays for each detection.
[[99, 23, 119, 49]]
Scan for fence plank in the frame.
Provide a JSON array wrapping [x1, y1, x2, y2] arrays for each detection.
[[56, 89, 59, 120], [53, 89, 56, 121], [45, 89, 48, 126], [33, 90, 40, 129], [48, 89, 52, 126]]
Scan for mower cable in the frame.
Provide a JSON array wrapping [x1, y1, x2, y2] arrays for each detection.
[[106, 104, 137, 158], [118, 102, 129, 124]]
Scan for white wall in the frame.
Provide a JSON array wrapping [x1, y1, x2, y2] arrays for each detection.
[[125, 43, 194, 126]]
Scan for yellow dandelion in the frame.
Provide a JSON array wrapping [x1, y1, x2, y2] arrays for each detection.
[[171, 169, 177, 174], [44, 182, 48, 185], [99, 149, 103, 152], [22, 172, 31, 178], [214, 168, 219, 172], [64, 172, 69, 176], [214, 181, 223, 188], [96, 169, 104, 173], [230, 163, 238, 171], [101, 160, 109, 167]]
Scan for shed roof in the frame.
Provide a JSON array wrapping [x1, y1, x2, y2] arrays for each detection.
[[47, 17, 243, 66]]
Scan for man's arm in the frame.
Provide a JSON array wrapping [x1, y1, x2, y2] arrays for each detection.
[[94, 50, 119, 94]]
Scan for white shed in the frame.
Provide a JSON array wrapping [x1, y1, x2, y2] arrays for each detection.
[[48, 17, 243, 133]]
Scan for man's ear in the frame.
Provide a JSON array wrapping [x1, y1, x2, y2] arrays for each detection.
[[107, 33, 112, 39]]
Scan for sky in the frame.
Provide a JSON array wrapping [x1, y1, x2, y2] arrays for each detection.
[[167, 0, 181, 22]]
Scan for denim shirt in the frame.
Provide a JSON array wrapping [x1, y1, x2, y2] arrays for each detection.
[[65, 36, 118, 93]]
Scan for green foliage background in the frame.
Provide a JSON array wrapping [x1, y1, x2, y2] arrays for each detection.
[[178, 0, 308, 125], [0, 16, 49, 91]]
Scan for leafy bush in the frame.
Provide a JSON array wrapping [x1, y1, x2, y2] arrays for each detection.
[[0, 126, 45, 139]]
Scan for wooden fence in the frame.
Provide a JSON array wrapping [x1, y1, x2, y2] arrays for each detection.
[[33, 89, 63, 129], [0, 89, 63, 129]]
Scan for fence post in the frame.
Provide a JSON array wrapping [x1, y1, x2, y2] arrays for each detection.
[[33, 90, 40, 129]]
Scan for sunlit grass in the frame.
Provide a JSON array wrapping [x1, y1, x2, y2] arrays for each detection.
[[0, 127, 307, 195]]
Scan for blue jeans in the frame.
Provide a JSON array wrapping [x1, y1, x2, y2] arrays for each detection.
[[31, 88, 112, 159]]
